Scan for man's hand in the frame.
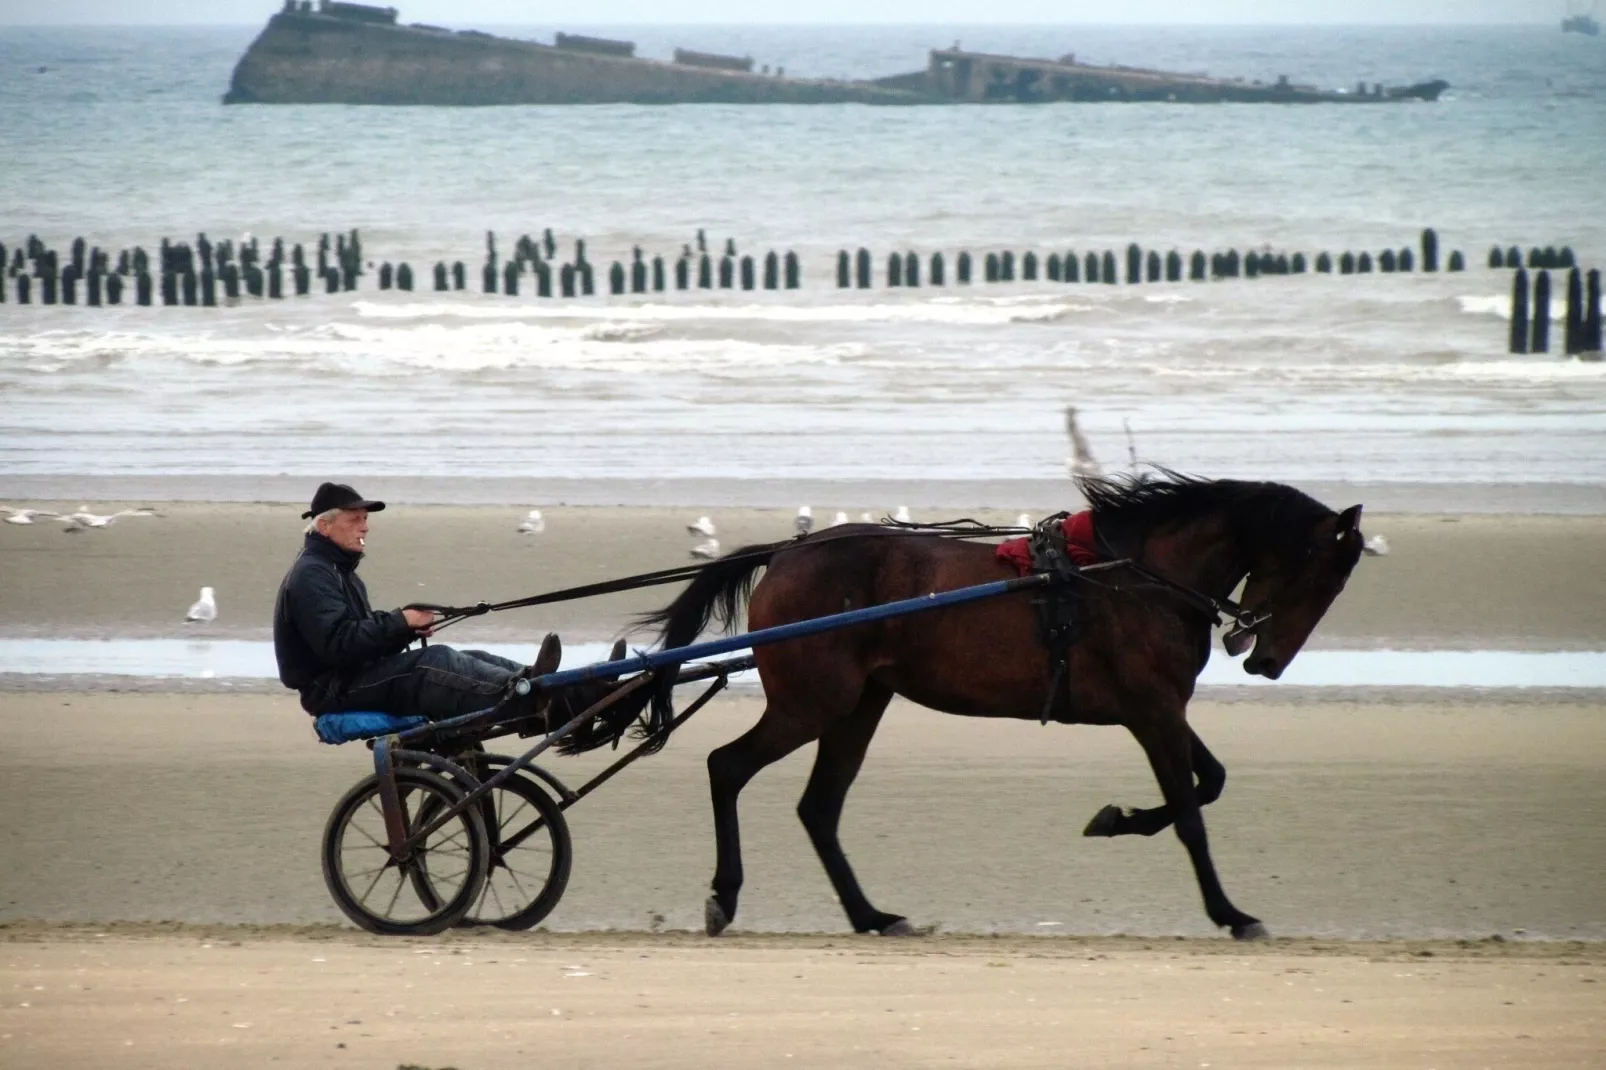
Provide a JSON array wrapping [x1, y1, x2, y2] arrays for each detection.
[[402, 607, 438, 636]]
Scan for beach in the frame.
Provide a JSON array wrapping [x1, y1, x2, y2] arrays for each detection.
[[2, 502, 1604, 648]]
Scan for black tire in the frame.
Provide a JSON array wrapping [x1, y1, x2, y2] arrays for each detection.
[[322, 767, 489, 936], [415, 757, 573, 931]]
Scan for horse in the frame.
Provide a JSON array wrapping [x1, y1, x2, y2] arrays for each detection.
[[624, 473, 1366, 940]]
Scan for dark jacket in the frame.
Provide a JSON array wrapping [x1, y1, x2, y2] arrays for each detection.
[[273, 532, 416, 708]]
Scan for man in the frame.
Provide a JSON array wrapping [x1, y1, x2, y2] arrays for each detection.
[[273, 482, 560, 721]]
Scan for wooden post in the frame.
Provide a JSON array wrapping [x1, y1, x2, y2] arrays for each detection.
[[1339, 252, 1354, 275], [855, 248, 871, 289], [719, 255, 735, 289], [1166, 250, 1182, 282], [983, 252, 998, 283], [929, 251, 944, 286], [1487, 246, 1503, 269], [506, 261, 521, 296], [15, 274, 30, 304], [136, 272, 152, 306], [1357, 252, 1373, 273], [61, 272, 77, 305], [1126, 243, 1141, 284], [86, 271, 102, 307], [1224, 250, 1240, 277], [631, 252, 648, 294], [1022, 251, 1037, 282], [1421, 228, 1439, 272], [1379, 250, 1396, 273], [763, 251, 778, 290], [1530, 270, 1551, 353], [579, 261, 594, 295], [1291, 252, 1307, 274], [653, 255, 666, 292], [1102, 250, 1117, 285], [1086, 252, 1100, 284], [452, 261, 465, 290], [609, 261, 625, 295], [1564, 268, 1583, 355], [293, 264, 310, 296], [1509, 268, 1529, 354], [1000, 251, 1014, 282], [888, 252, 903, 287], [268, 264, 283, 299], [483, 260, 497, 293], [396, 264, 413, 292], [535, 260, 551, 298], [560, 263, 576, 298], [784, 251, 800, 289], [905, 251, 920, 288], [1398, 248, 1414, 272], [1146, 250, 1161, 282], [106, 273, 121, 305], [1447, 250, 1465, 272], [1585, 269, 1603, 355], [1046, 253, 1062, 282], [837, 250, 850, 288], [740, 255, 755, 290], [1063, 252, 1079, 283], [957, 251, 972, 284], [1191, 251, 1207, 280], [1506, 246, 1521, 269], [433, 262, 448, 291], [379, 263, 394, 290], [1245, 253, 1260, 279], [698, 254, 713, 289], [676, 256, 690, 291]]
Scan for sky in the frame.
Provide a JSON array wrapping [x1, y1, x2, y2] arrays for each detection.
[[0, 0, 1559, 26]]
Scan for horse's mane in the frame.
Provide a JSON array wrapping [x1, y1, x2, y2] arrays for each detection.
[[1076, 468, 1332, 553]]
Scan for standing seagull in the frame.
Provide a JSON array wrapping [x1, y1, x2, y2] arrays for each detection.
[[517, 509, 545, 535], [687, 516, 717, 537], [2, 508, 58, 525], [1064, 406, 1102, 479], [185, 586, 218, 622], [795, 506, 813, 535]]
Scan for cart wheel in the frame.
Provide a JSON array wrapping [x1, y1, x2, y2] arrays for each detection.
[[322, 767, 489, 936], [414, 757, 573, 931]]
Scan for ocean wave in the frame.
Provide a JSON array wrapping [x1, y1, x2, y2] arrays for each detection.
[[349, 294, 1097, 328], [1457, 294, 1511, 319]]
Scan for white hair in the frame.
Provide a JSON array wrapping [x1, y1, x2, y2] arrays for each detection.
[[304, 507, 344, 535]]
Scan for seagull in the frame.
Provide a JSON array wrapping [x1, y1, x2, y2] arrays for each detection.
[[517, 509, 545, 535], [1017, 513, 1032, 528], [58, 507, 154, 531], [2, 507, 58, 525], [687, 516, 717, 537], [859, 512, 874, 524], [795, 506, 813, 535], [893, 505, 912, 524], [1362, 534, 1390, 557], [185, 586, 217, 622], [690, 538, 721, 560], [1064, 405, 1102, 479], [829, 511, 849, 527]]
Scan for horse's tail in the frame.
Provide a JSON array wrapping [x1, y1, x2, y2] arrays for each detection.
[[637, 540, 781, 650], [554, 541, 781, 757]]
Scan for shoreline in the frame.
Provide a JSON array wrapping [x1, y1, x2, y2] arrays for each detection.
[[4, 476, 1605, 514]]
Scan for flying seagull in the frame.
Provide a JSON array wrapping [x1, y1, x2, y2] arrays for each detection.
[[690, 538, 721, 560], [186, 586, 217, 622], [2, 508, 58, 526], [687, 516, 717, 537], [59, 507, 155, 532], [1017, 513, 1032, 528], [1362, 534, 1390, 557]]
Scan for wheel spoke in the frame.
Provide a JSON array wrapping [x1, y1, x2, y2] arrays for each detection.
[[357, 863, 393, 907]]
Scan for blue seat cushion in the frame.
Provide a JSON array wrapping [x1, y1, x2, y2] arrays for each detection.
[[314, 711, 429, 745]]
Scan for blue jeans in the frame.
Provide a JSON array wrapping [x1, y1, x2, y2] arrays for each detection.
[[314, 645, 523, 721]]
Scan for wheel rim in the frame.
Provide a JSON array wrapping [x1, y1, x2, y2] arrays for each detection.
[[326, 770, 486, 933]]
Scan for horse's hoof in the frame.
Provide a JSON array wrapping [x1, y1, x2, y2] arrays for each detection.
[[704, 897, 731, 937], [879, 918, 918, 937], [1082, 804, 1122, 837], [1232, 921, 1269, 941]]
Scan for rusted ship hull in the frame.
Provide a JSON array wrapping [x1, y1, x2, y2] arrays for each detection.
[[223, 10, 923, 105], [224, 5, 1448, 107]]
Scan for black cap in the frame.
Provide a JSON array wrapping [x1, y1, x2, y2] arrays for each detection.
[[301, 482, 386, 520]]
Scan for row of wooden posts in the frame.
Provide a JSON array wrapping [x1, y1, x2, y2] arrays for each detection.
[[1507, 267, 1604, 356]]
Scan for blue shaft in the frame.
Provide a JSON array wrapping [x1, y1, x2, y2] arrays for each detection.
[[535, 572, 1050, 690]]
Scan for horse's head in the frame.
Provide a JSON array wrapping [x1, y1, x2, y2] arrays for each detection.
[[1232, 503, 1364, 679]]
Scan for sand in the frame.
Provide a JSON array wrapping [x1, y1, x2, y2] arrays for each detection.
[[2, 690, 1603, 941], [2, 503, 1604, 648], [2, 926, 1603, 1070]]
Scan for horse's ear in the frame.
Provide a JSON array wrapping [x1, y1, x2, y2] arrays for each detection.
[[1337, 504, 1363, 536]]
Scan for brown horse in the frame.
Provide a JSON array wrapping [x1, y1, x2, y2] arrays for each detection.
[[634, 473, 1365, 939]]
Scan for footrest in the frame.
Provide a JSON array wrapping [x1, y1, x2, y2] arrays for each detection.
[[314, 711, 429, 745]]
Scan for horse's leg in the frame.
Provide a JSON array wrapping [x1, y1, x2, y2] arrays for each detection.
[[796, 681, 908, 935], [704, 705, 823, 937], [1082, 728, 1226, 838], [1130, 718, 1265, 939]]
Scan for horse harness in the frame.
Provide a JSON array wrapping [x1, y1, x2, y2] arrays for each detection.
[[1026, 512, 1087, 725]]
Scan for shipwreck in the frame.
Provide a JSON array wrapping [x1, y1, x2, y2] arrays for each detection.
[[223, 1, 1450, 107]]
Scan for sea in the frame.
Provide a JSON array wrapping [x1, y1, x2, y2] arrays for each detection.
[[1, 23, 1604, 496]]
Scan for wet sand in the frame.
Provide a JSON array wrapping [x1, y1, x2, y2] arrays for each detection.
[[2, 926, 1602, 1070], [2, 502, 1604, 648], [2, 691, 1603, 941]]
